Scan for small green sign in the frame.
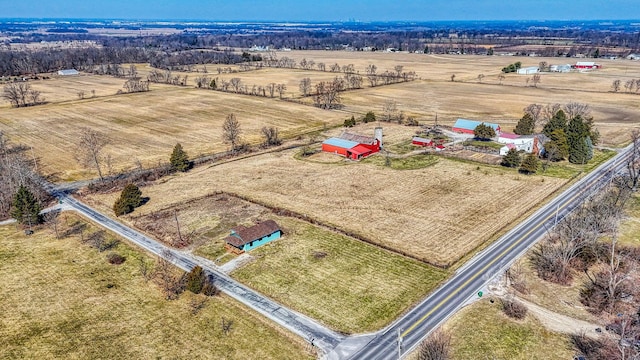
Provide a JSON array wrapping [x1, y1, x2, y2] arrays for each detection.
[[477, 291, 483, 297]]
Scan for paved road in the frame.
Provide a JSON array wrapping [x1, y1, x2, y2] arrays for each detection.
[[43, 187, 344, 355], [335, 145, 632, 360]]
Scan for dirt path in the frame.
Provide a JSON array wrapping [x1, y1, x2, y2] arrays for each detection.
[[516, 297, 603, 338]]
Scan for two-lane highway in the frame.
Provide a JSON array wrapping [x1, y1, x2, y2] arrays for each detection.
[[341, 145, 632, 360], [47, 190, 344, 354]]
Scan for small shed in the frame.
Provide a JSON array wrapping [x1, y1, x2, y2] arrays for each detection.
[[57, 69, 79, 76], [574, 62, 601, 70], [224, 220, 282, 254], [412, 137, 433, 147]]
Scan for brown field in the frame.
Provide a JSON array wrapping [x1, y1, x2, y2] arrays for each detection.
[[0, 217, 310, 360], [1, 51, 638, 182], [0, 86, 346, 181], [85, 150, 566, 266]]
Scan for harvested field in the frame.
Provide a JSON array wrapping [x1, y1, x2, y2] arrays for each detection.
[[0, 86, 345, 181], [0, 217, 310, 360], [85, 150, 567, 266], [127, 194, 447, 333]]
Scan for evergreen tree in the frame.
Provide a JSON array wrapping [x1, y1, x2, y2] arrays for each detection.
[[363, 111, 376, 123], [185, 265, 206, 294], [567, 115, 591, 164], [501, 148, 521, 168], [113, 183, 143, 216], [11, 185, 41, 225], [542, 110, 567, 137], [545, 129, 569, 161], [514, 113, 535, 135], [473, 123, 496, 140], [170, 143, 190, 172], [520, 153, 539, 174]]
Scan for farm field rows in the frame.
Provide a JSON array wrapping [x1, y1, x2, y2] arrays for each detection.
[[84, 192, 449, 333], [85, 149, 567, 267], [0, 217, 310, 360], [0, 85, 346, 181]]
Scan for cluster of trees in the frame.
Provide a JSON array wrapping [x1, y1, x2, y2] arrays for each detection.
[[122, 78, 150, 93], [313, 77, 345, 109], [542, 109, 598, 164], [2, 82, 45, 107], [611, 78, 640, 93], [501, 149, 540, 174], [148, 69, 189, 86], [501, 61, 522, 73], [153, 251, 219, 300], [0, 132, 48, 221]]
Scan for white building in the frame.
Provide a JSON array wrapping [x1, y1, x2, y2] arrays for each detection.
[[57, 69, 79, 76], [517, 66, 539, 75], [498, 133, 537, 155], [549, 64, 571, 72]]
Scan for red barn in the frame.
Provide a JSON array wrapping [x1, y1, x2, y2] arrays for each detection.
[[574, 61, 601, 70], [321, 133, 381, 160], [412, 137, 433, 147]]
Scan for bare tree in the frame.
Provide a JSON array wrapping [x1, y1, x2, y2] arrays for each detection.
[[622, 130, 640, 192], [299, 77, 312, 96], [418, 330, 451, 360], [2, 82, 43, 107], [43, 210, 61, 239], [497, 73, 505, 85], [312, 77, 344, 109], [394, 65, 404, 78], [261, 127, 281, 147], [195, 76, 211, 88], [222, 113, 242, 151], [154, 249, 184, 300], [531, 73, 542, 87], [477, 73, 485, 83], [542, 103, 562, 124], [382, 100, 399, 122], [76, 128, 109, 181], [221, 317, 234, 335], [611, 79, 621, 92], [538, 61, 548, 72], [230, 77, 242, 93], [564, 102, 591, 120], [316, 62, 325, 72], [266, 83, 276, 98], [123, 79, 149, 93], [275, 83, 287, 99], [342, 64, 355, 74], [330, 63, 341, 72], [366, 64, 378, 87], [450, 74, 455, 82], [523, 103, 544, 126], [128, 64, 138, 78], [77, 90, 85, 99]]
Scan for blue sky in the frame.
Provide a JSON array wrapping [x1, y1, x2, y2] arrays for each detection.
[[1, 0, 639, 21]]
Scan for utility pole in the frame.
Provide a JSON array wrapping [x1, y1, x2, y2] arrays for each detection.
[[174, 209, 182, 244]]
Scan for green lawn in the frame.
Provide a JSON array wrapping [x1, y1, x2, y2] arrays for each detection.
[[540, 149, 616, 179], [231, 217, 449, 334], [464, 140, 504, 150], [362, 153, 439, 170], [445, 300, 574, 360], [388, 140, 417, 154], [0, 216, 311, 360]]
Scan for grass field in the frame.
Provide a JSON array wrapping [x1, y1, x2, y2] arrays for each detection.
[[231, 217, 448, 333], [84, 193, 449, 333], [441, 300, 573, 360], [0, 217, 311, 360], [85, 149, 567, 267], [0, 85, 346, 181]]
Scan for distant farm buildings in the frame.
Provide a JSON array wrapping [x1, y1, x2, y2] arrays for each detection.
[[322, 128, 382, 160], [412, 137, 433, 147], [574, 61, 601, 70], [517, 66, 539, 75], [452, 119, 501, 135], [549, 64, 572, 73], [57, 69, 79, 76], [224, 220, 282, 254]]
